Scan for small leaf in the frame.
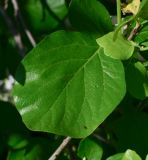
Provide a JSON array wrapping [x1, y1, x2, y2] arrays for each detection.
[[69, 0, 113, 37], [122, 149, 142, 160], [134, 25, 148, 44], [122, 0, 140, 15], [46, 0, 68, 19], [13, 31, 126, 138], [141, 41, 148, 47], [77, 138, 103, 160], [96, 32, 134, 60], [7, 138, 50, 160], [7, 134, 29, 150], [106, 153, 124, 160]]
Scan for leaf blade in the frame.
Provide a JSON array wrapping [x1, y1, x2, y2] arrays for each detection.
[[13, 31, 126, 138]]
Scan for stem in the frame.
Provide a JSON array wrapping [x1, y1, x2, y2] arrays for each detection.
[[11, 0, 36, 47], [117, 0, 121, 25], [128, 22, 140, 41], [0, 5, 25, 57], [48, 137, 71, 160]]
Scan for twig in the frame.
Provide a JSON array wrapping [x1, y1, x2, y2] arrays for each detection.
[[93, 133, 110, 144], [0, 5, 25, 57], [128, 21, 140, 41], [48, 137, 71, 160], [4, 0, 9, 10], [11, 0, 36, 47]]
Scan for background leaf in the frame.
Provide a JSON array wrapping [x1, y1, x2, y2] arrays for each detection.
[[106, 153, 124, 160], [109, 112, 148, 158], [134, 25, 148, 44], [13, 31, 125, 138], [138, 0, 148, 19], [122, 149, 142, 160], [7, 137, 50, 160], [125, 61, 148, 100], [77, 138, 103, 160], [19, 0, 67, 34], [69, 0, 113, 37]]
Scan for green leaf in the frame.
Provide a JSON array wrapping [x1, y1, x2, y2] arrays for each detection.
[[125, 61, 148, 99], [122, 149, 142, 160], [7, 138, 50, 160], [13, 31, 126, 138], [96, 32, 134, 60], [134, 25, 148, 44], [0, 101, 29, 157], [106, 153, 124, 160], [77, 138, 103, 160], [7, 134, 29, 150], [110, 112, 148, 158], [141, 41, 148, 47], [69, 0, 113, 37], [20, 0, 67, 34], [138, 0, 148, 19], [46, 0, 68, 19]]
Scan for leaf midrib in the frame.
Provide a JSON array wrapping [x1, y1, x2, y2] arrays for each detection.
[[37, 47, 102, 127]]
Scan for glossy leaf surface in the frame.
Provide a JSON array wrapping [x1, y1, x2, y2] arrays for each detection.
[[13, 31, 125, 138]]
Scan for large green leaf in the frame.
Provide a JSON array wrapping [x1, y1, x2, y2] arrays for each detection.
[[13, 31, 126, 138], [69, 0, 113, 37], [96, 32, 134, 60], [77, 138, 103, 160]]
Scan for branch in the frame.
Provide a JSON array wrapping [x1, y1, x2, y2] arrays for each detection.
[[4, 0, 9, 10], [11, 0, 36, 47], [93, 133, 110, 144], [128, 21, 140, 41], [0, 5, 25, 57], [48, 137, 71, 160]]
